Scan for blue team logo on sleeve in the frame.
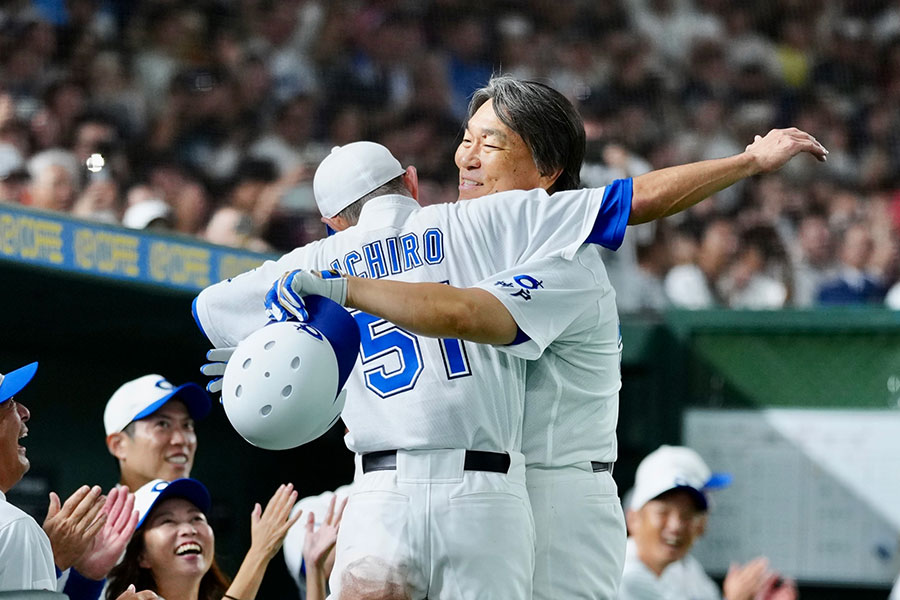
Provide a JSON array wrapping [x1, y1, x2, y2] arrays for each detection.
[[494, 274, 543, 301]]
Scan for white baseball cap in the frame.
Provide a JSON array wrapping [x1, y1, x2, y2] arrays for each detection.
[[313, 142, 405, 218], [122, 198, 173, 229], [0, 144, 26, 181], [629, 445, 731, 511], [104, 374, 212, 436], [134, 477, 211, 528]]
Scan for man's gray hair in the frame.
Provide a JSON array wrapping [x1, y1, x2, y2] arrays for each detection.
[[27, 148, 81, 184], [467, 76, 585, 192], [336, 175, 409, 225]]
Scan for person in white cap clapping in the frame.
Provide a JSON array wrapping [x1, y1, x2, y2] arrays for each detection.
[[620, 445, 797, 600]]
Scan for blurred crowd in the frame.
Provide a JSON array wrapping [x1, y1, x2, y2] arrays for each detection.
[[0, 0, 899, 310]]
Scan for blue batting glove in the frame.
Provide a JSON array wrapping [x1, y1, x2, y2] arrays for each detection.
[[200, 347, 235, 395], [275, 270, 312, 321], [264, 275, 304, 322]]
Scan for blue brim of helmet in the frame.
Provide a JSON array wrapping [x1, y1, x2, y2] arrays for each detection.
[[303, 295, 361, 393], [0, 362, 38, 404]]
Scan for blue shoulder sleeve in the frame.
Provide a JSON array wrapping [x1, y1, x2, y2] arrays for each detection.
[[62, 569, 105, 600], [505, 327, 532, 347], [584, 178, 632, 251]]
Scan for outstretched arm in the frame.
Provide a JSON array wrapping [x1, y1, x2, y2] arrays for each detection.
[[226, 483, 303, 600], [345, 278, 517, 345], [629, 128, 827, 224]]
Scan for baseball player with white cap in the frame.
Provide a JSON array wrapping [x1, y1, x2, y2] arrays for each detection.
[[621, 445, 796, 600], [269, 76, 828, 599], [104, 375, 211, 492], [194, 140, 635, 599]]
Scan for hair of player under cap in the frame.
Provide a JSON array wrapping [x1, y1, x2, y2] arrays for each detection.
[[336, 175, 410, 226], [467, 75, 585, 193]]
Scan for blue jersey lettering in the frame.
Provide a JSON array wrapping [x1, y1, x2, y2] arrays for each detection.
[[423, 228, 443, 265], [386, 237, 402, 275], [344, 250, 364, 277], [363, 240, 388, 279], [400, 233, 423, 271]]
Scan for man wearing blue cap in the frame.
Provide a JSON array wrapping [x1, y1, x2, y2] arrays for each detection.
[[104, 375, 211, 492], [0, 363, 157, 598], [0, 361, 56, 590]]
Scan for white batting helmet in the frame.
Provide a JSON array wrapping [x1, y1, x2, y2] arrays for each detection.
[[221, 296, 360, 450]]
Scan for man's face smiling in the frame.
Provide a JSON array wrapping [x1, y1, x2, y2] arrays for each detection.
[[0, 398, 31, 493], [628, 488, 707, 576], [455, 99, 557, 200], [119, 400, 197, 486]]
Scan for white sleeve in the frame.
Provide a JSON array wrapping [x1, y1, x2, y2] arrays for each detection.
[[451, 180, 631, 267], [0, 517, 57, 590], [473, 246, 611, 360], [193, 245, 314, 348]]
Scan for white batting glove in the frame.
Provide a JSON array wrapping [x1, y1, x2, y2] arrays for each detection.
[[200, 347, 235, 395], [290, 269, 348, 305]]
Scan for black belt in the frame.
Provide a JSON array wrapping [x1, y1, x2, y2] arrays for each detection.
[[591, 461, 614, 474], [362, 450, 511, 474]]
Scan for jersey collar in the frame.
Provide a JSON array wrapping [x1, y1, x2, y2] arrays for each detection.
[[356, 194, 421, 229]]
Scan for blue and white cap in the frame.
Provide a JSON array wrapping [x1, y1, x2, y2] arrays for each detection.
[[104, 374, 212, 435], [134, 477, 212, 528], [629, 445, 732, 511], [0, 362, 38, 404]]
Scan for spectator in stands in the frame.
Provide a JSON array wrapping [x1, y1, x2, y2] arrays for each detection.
[[0, 143, 29, 203], [0, 361, 151, 598], [105, 478, 302, 600], [720, 225, 790, 309], [791, 213, 836, 307], [121, 185, 173, 231], [248, 94, 328, 176], [620, 445, 797, 600], [665, 219, 738, 309], [0, 1, 898, 309], [104, 375, 211, 492], [816, 222, 888, 305], [72, 178, 120, 224], [203, 205, 272, 253], [25, 147, 80, 212]]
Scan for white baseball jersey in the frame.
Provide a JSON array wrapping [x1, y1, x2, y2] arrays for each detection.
[[475, 230, 623, 467], [619, 538, 721, 600], [472, 211, 628, 599], [194, 185, 630, 455]]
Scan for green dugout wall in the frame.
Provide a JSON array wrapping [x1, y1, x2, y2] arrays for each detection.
[[2, 204, 897, 597]]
